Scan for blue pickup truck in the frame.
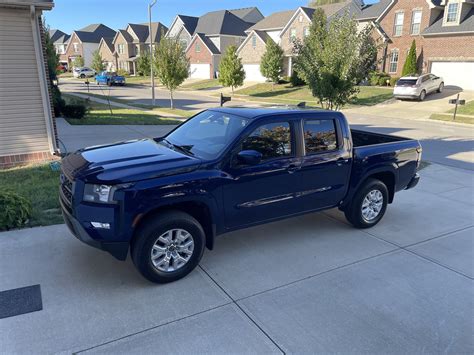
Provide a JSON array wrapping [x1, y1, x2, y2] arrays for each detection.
[[95, 71, 125, 86], [60, 108, 421, 283]]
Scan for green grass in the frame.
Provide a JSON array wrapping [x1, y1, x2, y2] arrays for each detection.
[[0, 164, 62, 228], [62, 94, 181, 125], [181, 79, 221, 91], [448, 100, 474, 115], [429, 113, 474, 124], [234, 83, 393, 107]]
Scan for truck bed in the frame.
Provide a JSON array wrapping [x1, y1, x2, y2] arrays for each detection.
[[351, 129, 409, 147]]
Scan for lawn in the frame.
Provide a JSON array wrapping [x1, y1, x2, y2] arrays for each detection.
[[0, 164, 62, 228], [430, 100, 474, 124], [181, 79, 222, 91], [62, 94, 182, 125], [234, 83, 393, 107], [448, 100, 474, 115]]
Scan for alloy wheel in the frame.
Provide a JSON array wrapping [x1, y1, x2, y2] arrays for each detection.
[[150, 229, 194, 272], [361, 190, 384, 222]]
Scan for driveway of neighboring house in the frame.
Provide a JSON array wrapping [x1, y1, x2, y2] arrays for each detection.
[[0, 162, 472, 353]]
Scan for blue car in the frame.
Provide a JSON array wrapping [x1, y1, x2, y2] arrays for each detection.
[[95, 71, 125, 86], [60, 108, 421, 283]]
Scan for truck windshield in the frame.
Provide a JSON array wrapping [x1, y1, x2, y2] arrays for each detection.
[[164, 111, 250, 159]]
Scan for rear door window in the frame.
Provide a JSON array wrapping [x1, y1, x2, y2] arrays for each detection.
[[242, 122, 292, 161], [303, 119, 338, 154]]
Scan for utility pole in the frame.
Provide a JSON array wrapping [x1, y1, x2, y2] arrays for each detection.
[[149, 0, 157, 106]]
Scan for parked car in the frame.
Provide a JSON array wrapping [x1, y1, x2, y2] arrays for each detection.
[[393, 74, 444, 101], [73, 67, 96, 78], [95, 71, 126, 86], [57, 64, 67, 73], [60, 108, 422, 283]]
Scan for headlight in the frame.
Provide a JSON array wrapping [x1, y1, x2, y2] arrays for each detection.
[[83, 184, 117, 204]]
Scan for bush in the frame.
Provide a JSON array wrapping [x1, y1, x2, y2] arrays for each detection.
[[0, 191, 31, 231], [390, 76, 400, 87], [52, 86, 65, 117], [290, 70, 305, 87], [369, 71, 390, 86], [378, 75, 390, 86], [62, 104, 87, 119], [116, 68, 129, 77], [280, 76, 290, 84]]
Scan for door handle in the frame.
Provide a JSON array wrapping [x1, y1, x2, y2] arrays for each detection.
[[336, 158, 349, 166], [287, 164, 300, 174]]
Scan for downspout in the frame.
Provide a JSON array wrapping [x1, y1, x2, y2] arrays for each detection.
[[30, 5, 58, 155], [381, 41, 388, 73]]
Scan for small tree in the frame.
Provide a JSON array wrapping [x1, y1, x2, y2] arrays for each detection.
[[218, 45, 245, 93], [354, 24, 380, 83], [402, 40, 418, 76], [73, 56, 84, 68], [309, 0, 345, 6], [154, 35, 189, 108], [260, 39, 284, 90], [293, 8, 372, 110], [91, 50, 104, 73], [42, 19, 59, 82], [137, 52, 151, 76]]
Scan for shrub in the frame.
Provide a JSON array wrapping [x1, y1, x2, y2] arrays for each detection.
[[0, 191, 31, 231], [62, 104, 87, 119], [116, 68, 129, 77], [280, 76, 290, 84], [52, 86, 65, 117], [378, 75, 390, 86], [290, 70, 305, 86], [369, 71, 390, 86], [390, 76, 400, 87]]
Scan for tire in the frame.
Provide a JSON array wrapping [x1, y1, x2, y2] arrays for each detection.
[[80, 74, 85, 79], [437, 82, 444, 93], [107, 80, 112, 86], [419, 90, 426, 101], [131, 211, 206, 283], [344, 178, 388, 229]]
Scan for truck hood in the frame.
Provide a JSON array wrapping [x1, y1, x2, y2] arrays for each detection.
[[62, 139, 202, 184]]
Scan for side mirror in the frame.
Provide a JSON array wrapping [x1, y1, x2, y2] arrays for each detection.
[[237, 150, 262, 166]]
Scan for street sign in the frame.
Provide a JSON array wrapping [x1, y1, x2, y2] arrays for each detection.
[[220, 93, 231, 107], [448, 94, 465, 121]]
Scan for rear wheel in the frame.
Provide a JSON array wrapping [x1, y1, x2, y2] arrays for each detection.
[[131, 211, 205, 283], [437, 82, 444, 93], [344, 178, 388, 229], [419, 90, 426, 101], [80, 74, 85, 79]]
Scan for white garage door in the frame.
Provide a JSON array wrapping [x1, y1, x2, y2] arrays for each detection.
[[430, 62, 474, 91], [244, 64, 266, 82], [190, 64, 210, 79]]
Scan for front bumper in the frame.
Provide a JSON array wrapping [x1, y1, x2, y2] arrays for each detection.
[[60, 198, 129, 260], [405, 173, 420, 190]]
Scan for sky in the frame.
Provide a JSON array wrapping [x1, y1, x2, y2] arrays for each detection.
[[44, 0, 378, 33]]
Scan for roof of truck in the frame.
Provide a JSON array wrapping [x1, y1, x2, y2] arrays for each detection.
[[209, 107, 334, 119]]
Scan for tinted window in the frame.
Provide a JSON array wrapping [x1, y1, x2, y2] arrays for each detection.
[[304, 119, 338, 154], [242, 122, 292, 161], [396, 79, 417, 86], [421, 75, 430, 82]]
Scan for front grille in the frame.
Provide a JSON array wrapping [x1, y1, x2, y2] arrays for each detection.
[[60, 171, 74, 210]]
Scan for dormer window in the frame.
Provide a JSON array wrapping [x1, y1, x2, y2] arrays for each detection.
[[446, 2, 459, 23]]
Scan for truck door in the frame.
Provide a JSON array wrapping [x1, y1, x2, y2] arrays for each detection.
[[295, 118, 351, 212], [223, 120, 301, 229]]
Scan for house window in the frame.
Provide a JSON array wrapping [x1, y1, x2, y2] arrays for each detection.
[[393, 12, 404, 36], [135, 45, 140, 56], [180, 39, 188, 48], [195, 42, 201, 53], [290, 28, 297, 41], [299, 15, 303, 23], [118, 44, 125, 54], [389, 50, 399, 73], [303, 27, 310, 38], [251, 34, 257, 48], [73, 43, 79, 53], [446, 2, 459, 23], [411, 10, 422, 35]]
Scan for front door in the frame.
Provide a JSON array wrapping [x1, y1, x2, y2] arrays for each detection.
[[223, 120, 300, 229]]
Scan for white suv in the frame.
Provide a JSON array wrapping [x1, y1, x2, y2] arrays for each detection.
[[73, 67, 96, 79], [393, 74, 444, 101]]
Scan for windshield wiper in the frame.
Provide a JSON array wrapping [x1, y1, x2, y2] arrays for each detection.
[[162, 139, 195, 156]]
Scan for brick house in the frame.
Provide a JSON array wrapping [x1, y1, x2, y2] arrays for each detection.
[[0, 0, 58, 168], [49, 29, 70, 68], [372, 0, 474, 90], [63, 24, 115, 68], [97, 37, 117, 71]]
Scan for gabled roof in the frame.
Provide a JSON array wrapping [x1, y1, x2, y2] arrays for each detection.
[[49, 29, 69, 44], [145, 22, 168, 43], [126, 22, 168, 43], [194, 9, 254, 36], [114, 29, 134, 43], [179, 15, 199, 35], [229, 7, 264, 23], [127, 23, 149, 42], [190, 33, 220, 55], [99, 37, 115, 54], [423, 6, 474, 35], [237, 29, 273, 53], [74, 24, 116, 43], [357, 0, 392, 20], [246, 9, 295, 32]]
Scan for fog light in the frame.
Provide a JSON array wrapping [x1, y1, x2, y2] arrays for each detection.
[[91, 222, 110, 229]]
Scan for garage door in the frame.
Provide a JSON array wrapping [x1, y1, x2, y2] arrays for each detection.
[[190, 64, 211, 79], [430, 62, 474, 91], [244, 64, 266, 82]]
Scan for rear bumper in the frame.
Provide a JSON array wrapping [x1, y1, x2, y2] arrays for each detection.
[[394, 94, 419, 99], [405, 173, 420, 190], [60, 198, 129, 261]]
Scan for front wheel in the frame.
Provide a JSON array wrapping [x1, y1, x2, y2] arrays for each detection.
[[344, 178, 388, 229], [419, 90, 426, 101], [131, 211, 205, 283], [437, 82, 444, 93]]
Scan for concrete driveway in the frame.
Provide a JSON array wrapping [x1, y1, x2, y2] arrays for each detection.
[[0, 163, 473, 354]]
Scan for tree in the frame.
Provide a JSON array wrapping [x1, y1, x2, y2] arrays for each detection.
[[260, 39, 284, 90], [308, 0, 345, 7], [154, 35, 189, 108], [218, 45, 245, 93], [91, 50, 104, 73], [137, 52, 151, 76], [42, 19, 59, 82], [402, 40, 418, 76], [293, 8, 373, 110], [72, 56, 84, 68], [354, 24, 380, 83]]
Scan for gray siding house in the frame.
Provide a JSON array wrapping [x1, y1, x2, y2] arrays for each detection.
[[0, 0, 57, 168]]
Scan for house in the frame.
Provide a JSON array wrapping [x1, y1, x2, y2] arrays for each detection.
[[372, 0, 474, 90], [63, 23, 116, 68], [49, 29, 70, 67], [167, 7, 264, 79], [97, 37, 116, 71], [238, 2, 364, 82], [0, 0, 58, 168], [112, 22, 168, 75]]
